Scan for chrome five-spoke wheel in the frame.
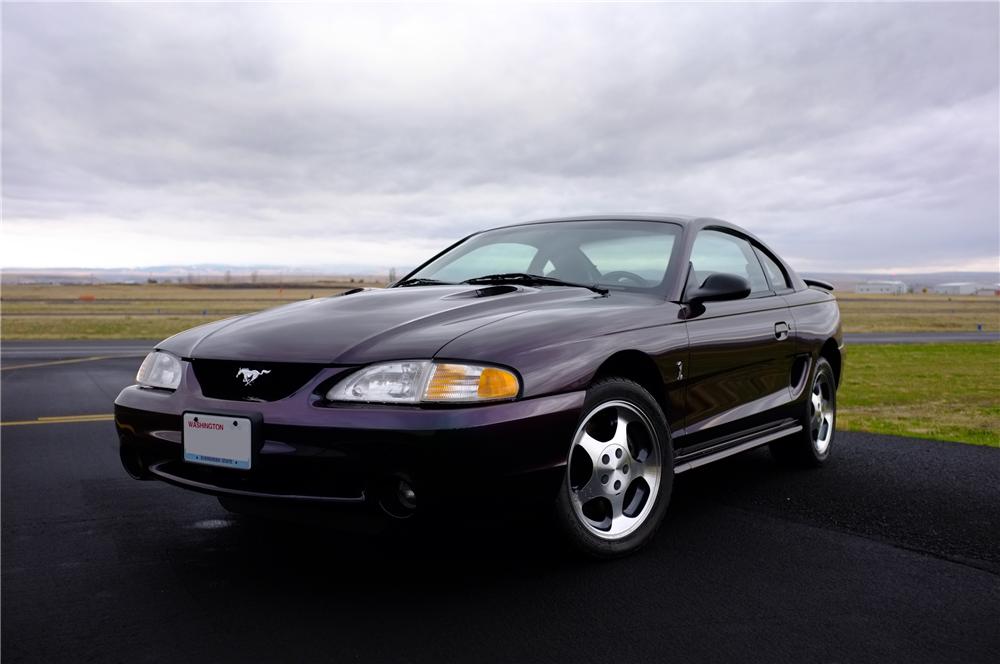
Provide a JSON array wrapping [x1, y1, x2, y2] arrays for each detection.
[[810, 371, 835, 455], [567, 400, 662, 540], [770, 356, 837, 467]]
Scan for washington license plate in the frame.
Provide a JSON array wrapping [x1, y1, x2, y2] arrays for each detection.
[[183, 413, 252, 470]]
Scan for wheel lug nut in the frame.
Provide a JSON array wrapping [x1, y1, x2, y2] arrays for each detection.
[[623, 464, 629, 474], [602, 454, 610, 464], [614, 480, 621, 490], [601, 474, 609, 484], [615, 448, 623, 459]]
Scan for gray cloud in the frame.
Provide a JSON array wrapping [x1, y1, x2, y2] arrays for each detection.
[[2, 2, 998, 272]]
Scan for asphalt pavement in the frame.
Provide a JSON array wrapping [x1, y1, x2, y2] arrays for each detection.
[[1, 345, 998, 663]]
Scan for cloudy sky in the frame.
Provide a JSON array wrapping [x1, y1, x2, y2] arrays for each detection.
[[2, 2, 998, 273]]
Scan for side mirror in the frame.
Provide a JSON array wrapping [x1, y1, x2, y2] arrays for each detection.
[[686, 273, 751, 306]]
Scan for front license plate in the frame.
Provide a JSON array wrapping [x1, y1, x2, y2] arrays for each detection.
[[183, 412, 252, 470]]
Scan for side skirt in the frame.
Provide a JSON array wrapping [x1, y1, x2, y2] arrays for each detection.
[[673, 422, 802, 474]]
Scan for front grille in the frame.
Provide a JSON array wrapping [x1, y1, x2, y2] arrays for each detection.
[[192, 359, 322, 402]]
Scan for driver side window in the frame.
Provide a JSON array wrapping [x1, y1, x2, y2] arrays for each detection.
[[689, 230, 769, 295]]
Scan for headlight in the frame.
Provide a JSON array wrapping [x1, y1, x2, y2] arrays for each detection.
[[136, 351, 183, 390], [327, 361, 520, 404]]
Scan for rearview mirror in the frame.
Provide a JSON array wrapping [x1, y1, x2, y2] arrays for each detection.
[[685, 273, 751, 306]]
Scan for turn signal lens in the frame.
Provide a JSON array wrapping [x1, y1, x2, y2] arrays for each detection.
[[424, 364, 519, 402], [477, 367, 520, 400]]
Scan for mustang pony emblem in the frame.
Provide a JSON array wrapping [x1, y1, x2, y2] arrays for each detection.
[[236, 367, 271, 386]]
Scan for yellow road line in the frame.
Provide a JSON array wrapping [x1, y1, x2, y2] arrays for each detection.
[[37, 413, 114, 421], [1, 414, 115, 427], [0, 355, 127, 371]]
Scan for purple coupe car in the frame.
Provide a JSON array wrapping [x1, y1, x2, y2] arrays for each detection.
[[115, 215, 842, 557]]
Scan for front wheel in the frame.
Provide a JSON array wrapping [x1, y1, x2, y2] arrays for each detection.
[[770, 356, 837, 466], [554, 378, 673, 559]]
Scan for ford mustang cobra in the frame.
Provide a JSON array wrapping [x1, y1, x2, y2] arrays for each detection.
[[115, 215, 843, 558]]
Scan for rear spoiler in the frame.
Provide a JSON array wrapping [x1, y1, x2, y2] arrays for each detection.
[[804, 278, 834, 291]]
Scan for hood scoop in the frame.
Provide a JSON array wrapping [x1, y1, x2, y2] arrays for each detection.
[[441, 285, 521, 300]]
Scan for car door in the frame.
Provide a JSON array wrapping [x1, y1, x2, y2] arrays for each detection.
[[680, 229, 795, 450]]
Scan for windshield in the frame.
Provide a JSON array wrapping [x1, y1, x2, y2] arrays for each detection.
[[402, 220, 681, 292]]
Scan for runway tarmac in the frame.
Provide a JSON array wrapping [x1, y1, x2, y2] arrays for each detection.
[[1, 344, 998, 663]]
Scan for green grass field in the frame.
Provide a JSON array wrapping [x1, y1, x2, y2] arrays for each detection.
[[838, 343, 1000, 447]]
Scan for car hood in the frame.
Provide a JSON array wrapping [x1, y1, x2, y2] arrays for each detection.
[[157, 285, 607, 364]]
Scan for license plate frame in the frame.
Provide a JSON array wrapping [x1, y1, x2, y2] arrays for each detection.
[[182, 411, 261, 470]]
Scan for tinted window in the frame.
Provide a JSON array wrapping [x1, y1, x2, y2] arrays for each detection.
[[409, 220, 681, 292], [430, 243, 537, 282], [755, 247, 790, 290], [579, 234, 676, 283], [689, 230, 769, 295]]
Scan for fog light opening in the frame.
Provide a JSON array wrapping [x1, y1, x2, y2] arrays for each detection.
[[120, 445, 148, 480], [378, 474, 417, 519]]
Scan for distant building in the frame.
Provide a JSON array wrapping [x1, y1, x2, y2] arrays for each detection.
[[932, 282, 979, 295], [855, 280, 907, 295], [975, 284, 1000, 296]]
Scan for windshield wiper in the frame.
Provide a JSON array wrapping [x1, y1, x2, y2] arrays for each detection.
[[394, 277, 455, 287], [462, 272, 608, 295]]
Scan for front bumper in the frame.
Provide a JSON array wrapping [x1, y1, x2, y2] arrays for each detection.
[[114, 367, 584, 516]]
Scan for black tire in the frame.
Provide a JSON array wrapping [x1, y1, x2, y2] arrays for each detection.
[[554, 378, 674, 559], [770, 357, 837, 467]]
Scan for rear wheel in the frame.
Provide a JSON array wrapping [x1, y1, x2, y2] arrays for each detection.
[[770, 356, 837, 466], [555, 378, 673, 558]]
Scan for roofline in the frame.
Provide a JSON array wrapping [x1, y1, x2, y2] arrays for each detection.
[[485, 213, 767, 236], [488, 214, 699, 231], [486, 214, 768, 248]]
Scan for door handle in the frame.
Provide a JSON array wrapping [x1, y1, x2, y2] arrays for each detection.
[[774, 322, 789, 341]]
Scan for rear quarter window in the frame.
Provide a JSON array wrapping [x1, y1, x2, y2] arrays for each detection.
[[755, 247, 791, 291]]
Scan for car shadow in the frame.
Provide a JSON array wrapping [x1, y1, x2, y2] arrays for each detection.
[[160, 446, 792, 593]]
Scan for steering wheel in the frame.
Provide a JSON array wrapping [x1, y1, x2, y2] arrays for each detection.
[[601, 271, 648, 286]]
